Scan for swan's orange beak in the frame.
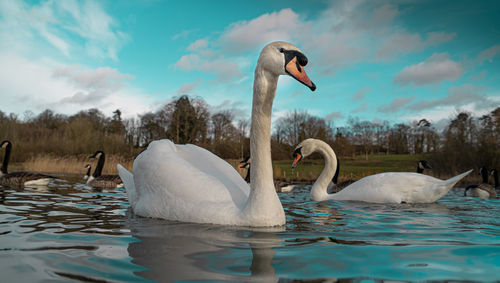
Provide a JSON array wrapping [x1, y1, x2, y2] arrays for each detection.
[[238, 164, 244, 169], [286, 57, 316, 91], [291, 153, 302, 168]]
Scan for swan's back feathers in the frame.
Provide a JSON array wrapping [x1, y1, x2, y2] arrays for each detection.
[[175, 143, 249, 200], [333, 170, 472, 203], [130, 140, 250, 224]]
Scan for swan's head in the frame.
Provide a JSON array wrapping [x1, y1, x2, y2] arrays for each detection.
[[89, 150, 104, 159], [491, 169, 498, 177], [1, 140, 11, 149], [84, 164, 91, 169], [291, 138, 322, 168], [258, 41, 316, 91], [418, 160, 432, 170], [238, 156, 251, 169]]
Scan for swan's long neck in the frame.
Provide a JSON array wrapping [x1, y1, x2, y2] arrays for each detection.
[[243, 66, 284, 223], [311, 142, 338, 201], [93, 154, 105, 177], [1, 143, 11, 174]]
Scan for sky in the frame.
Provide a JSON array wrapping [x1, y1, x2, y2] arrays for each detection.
[[0, 0, 499, 129]]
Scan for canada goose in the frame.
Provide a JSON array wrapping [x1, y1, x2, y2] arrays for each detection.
[[238, 156, 251, 183], [417, 160, 432, 174], [117, 41, 316, 226], [87, 151, 123, 188], [464, 167, 497, 199], [0, 140, 55, 187], [239, 156, 296, 192], [83, 164, 91, 180]]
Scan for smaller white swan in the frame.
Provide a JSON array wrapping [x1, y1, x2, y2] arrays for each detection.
[[291, 138, 473, 203]]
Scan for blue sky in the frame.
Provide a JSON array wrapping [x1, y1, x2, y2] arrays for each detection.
[[0, 0, 499, 128]]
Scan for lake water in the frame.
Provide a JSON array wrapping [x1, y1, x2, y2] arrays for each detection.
[[0, 175, 499, 282]]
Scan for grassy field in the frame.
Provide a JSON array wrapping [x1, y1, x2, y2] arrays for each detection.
[[270, 154, 431, 183], [11, 153, 467, 184]]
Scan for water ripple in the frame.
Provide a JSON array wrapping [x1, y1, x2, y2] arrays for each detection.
[[0, 176, 499, 281]]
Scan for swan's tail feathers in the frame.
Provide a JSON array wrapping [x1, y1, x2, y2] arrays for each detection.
[[444, 169, 473, 186], [117, 164, 137, 207], [429, 169, 473, 203]]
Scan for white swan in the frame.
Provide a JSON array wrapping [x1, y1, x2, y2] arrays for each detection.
[[291, 138, 472, 203], [117, 41, 316, 226]]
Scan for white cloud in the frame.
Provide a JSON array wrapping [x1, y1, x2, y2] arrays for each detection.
[[53, 65, 134, 91], [176, 1, 456, 80], [173, 54, 243, 82], [377, 96, 416, 113], [478, 44, 500, 63], [393, 53, 464, 86], [351, 103, 367, 113], [325, 111, 344, 121], [218, 9, 303, 53], [0, 0, 128, 60], [177, 80, 200, 94], [187, 38, 209, 51], [0, 53, 153, 118], [407, 84, 488, 111], [352, 87, 371, 101]]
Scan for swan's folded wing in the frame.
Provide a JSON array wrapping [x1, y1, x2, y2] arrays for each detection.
[[131, 140, 248, 221], [175, 143, 250, 200]]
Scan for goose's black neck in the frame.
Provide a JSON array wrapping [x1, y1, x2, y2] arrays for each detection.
[[480, 167, 488, 183], [493, 170, 499, 188], [332, 158, 340, 184], [1, 141, 12, 174], [245, 167, 251, 183], [417, 166, 423, 174], [93, 153, 105, 177], [86, 166, 91, 176]]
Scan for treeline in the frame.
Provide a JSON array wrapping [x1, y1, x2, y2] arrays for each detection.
[[1, 95, 499, 175]]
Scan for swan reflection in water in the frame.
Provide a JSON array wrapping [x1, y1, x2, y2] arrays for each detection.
[[125, 211, 284, 282]]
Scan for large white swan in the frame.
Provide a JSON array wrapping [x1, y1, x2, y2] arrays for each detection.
[[291, 138, 472, 203], [118, 41, 316, 226]]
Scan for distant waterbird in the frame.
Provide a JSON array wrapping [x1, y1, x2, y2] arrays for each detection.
[[83, 164, 91, 181], [87, 151, 123, 188], [0, 140, 55, 187], [464, 167, 497, 199], [292, 138, 472, 203], [239, 156, 296, 192]]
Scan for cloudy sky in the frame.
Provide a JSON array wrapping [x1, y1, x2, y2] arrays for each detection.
[[1, 0, 499, 127]]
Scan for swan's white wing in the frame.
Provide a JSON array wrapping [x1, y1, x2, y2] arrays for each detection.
[[131, 140, 248, 224], [332, 170, 472, 203], [175, 143, 250, 201]]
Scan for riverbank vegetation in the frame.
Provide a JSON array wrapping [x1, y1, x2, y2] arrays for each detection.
[[1, 95, 499, 180]]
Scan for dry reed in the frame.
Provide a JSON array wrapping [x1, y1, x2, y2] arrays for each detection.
[[22, 154, 134, 175]]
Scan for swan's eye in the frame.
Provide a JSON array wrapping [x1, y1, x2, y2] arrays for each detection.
[[279, 48, 285, 53]]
